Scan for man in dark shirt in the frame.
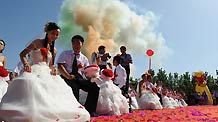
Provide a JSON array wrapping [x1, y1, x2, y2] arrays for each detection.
[[120, 46, 132, 95]]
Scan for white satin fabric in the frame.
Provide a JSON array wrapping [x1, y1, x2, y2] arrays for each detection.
[[0, 62, 9, 103], [92, 78, 129, 116]]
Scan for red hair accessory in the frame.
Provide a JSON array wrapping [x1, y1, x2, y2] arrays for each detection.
[[102, 69, 113, 77], [0, 66, 8, 77]]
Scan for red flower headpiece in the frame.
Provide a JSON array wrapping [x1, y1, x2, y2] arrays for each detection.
[[102, 69, 113, 77], [84, 64, 99, 78]]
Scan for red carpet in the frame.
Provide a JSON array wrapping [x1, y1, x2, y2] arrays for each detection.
[[91, 106, 218, 122]]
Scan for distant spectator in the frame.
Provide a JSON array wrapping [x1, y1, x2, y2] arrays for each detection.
[[90, 45, 111, 70], [120, 46, 132, 95]]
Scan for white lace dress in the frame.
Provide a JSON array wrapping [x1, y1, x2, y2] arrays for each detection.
[[92, 77, 129, 116], [162, 95, 175, 109], [0, 62, 9, 102], [180, 99, 188, 107], [0, 49, 90, 122], [137, 88, 163, 110]]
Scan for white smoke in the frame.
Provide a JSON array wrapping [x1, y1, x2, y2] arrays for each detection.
[[57, 0, 172, 72]]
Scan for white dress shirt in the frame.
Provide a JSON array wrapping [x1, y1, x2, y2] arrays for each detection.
[[114, 64, 127, 88], [57, 50, 89, 75]]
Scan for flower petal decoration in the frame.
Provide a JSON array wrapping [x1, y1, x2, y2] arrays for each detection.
[[91, 106, 218, 122]]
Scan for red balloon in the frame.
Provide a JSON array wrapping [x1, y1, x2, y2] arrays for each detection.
[[146, 49, 154, 56]]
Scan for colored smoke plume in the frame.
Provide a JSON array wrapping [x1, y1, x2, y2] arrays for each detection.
[[58, 0, 171, 69]]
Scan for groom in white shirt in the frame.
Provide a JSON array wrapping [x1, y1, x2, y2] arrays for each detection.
[[57, 35, 99, 117], [112, 55, 127, 96]]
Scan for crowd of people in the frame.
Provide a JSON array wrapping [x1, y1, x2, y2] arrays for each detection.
[[1, 21, 210, 122], [0, 22, 134, 122], [127, 72, 188, 111], [0, 22, 91, 122]]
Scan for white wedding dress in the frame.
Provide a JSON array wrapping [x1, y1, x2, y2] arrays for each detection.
[[161, 95, 175, 109], [0, 49, 90, 122], [137, 89, 163, 110], [136, 82, 163, 110], [92, 78, 129, 116], [0, 62, 9, 102]]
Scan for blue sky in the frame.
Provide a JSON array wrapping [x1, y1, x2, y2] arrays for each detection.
[[1, 0, 218, 78], [137, 0, 218, 77]]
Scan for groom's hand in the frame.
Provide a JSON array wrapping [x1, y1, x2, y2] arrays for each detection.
[[68, 74, 76, 80]]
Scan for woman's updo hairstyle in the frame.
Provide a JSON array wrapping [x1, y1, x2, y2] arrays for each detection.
[[0, 39, 6, 53], [44, 22, 61, 32]]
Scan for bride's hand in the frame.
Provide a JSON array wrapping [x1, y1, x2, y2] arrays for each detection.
[[50, 66, 58, 76], [23, 63, 31, 72]]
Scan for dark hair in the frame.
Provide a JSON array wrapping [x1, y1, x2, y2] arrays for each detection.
[[141, 74, 146, 79], [113, 55, 121, 64], [0, 39, 6, 53], [120, 45, 126, 50], [98, 45, 105, 52], [44, 22, 61, 32], [43, 22, 60, 65], [71, 35, 84, 43], [43, 38, 55, 65]]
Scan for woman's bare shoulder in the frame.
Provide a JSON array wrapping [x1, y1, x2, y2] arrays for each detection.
[[27, 39, 43, 49], [32, 39, 43, 45], [0, 55, 5, 60]]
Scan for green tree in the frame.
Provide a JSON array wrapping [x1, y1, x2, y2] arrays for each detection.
[[156, 68, 168, 85]]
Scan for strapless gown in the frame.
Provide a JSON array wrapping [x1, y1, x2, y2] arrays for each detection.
[[0, 49, 90, 122], [92, 78, 129, 116], [0, 62, 9, 102], [137, 89, 163, 110]]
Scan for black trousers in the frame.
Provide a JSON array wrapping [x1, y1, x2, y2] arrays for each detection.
[[60, 75, 99, 114], [123, 66, 130, 94], [157, 93, 162, 104]]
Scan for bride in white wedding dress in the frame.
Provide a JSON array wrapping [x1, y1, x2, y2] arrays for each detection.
[[0, 39, 9, 102], [0, 22, 90, 122], [0, 48, 90, 122]]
